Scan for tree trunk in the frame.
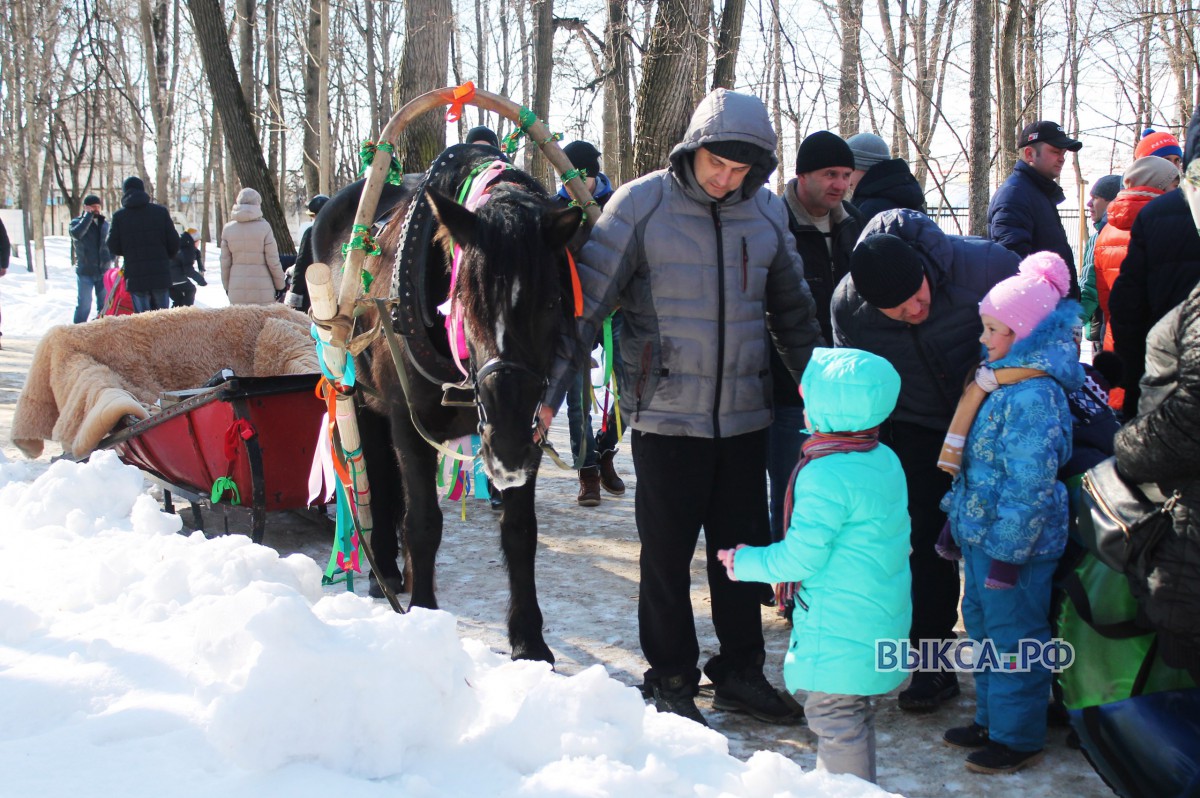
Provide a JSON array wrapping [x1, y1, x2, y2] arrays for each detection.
[[997, 0, 1021, 179], [603, 0, 633, 185], [238, 0, 255, 114], [394, 0, 453, 172], [711, 0, 745, 91], [529, 0, 554, 188], [138, 0, 175, 202], [634, 0, 704, 175], [302, 0, 321, 195], [969, 0, 994, 236], [186, 0, 295, 255], [317, 0, 332, 193], [876, 0, 909, 159], [837, 0, 862, 135]]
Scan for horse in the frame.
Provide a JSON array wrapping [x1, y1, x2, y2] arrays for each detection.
[[311, 143, 583, 663]]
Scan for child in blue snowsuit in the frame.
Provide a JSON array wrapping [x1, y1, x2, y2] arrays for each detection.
[[940, 251, 1083, 774], [718, 347, 911, 783]]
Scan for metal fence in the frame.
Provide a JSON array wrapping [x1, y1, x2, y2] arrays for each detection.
[[925, 205, 1084, 261]]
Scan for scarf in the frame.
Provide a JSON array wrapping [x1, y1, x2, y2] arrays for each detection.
[[776, 428, 881, 610], [937, 367, 1047, 476]]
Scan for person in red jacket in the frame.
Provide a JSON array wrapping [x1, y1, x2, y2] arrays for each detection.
[[1092, 156, 1181, 412]]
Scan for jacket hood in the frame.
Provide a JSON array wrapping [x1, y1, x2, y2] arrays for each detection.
[[232, 187, 264, 223], [989, 300, 1085, 391], [122, 190, 151, 209], [801, 347, 901, 433], [857, 208, 953, 292], [1105, 186, 1164, 232], [667, 89, 778, 202], [853, 159, 925, 207], [1014, 160, 1066, 205]]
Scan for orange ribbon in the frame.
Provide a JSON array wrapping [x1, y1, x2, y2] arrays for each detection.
[[566, 249, 583, 318], [445, 82, 476, 123]]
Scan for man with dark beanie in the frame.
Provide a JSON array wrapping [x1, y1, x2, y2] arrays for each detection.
[[539, 88, 821, 727], [832, 210, 1018, 712], [766, 131, 863, 545], [106, 176, 179, 313], [1080, 174, 1122, 347], [69, 194, 114, 323]]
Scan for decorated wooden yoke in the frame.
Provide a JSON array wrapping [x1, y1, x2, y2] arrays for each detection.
[[305, 83, 599, 612]]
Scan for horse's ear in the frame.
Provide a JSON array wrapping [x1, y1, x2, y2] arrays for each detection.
[[541, 205, 584, 252], [427, 187, 478, 249]]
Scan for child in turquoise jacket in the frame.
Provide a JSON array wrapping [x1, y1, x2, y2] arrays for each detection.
[[719, 347, 911, 784]]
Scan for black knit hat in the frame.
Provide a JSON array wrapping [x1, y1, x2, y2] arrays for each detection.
[[83, 194, 101, 206], [307, 194, 330, 215], [122, 176, 145, 194], [795, 131, 856, 174], [850, 234, 926, 309], [465, 126, 500, 148], [704, 138, 771, 166], [562, 140, 602, 177]]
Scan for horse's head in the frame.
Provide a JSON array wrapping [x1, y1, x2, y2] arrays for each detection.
[[428, 181, 582, 488]]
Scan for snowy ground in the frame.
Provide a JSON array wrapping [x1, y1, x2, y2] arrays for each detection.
[[0, 239, 1113, 796]]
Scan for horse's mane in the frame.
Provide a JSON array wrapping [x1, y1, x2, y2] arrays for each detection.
[[436, 173, 571, 365]]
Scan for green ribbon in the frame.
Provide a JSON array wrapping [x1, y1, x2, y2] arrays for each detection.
[[560, 167, 586, 184], [361, 269, 374, 292], [341, 224, 382, 257], [501, 107, 540, 155], [210, 476, 241, 505], [359, 140, 404, 186]]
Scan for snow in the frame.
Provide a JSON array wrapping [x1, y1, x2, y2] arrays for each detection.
[[0, 239, 895, 798]]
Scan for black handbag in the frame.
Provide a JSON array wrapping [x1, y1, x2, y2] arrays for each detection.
[[1078, 457, 1180, 574]]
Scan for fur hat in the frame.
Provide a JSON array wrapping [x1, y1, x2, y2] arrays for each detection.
[[846, 132, 890, 171], [795, 131, 855, 174], [1134, 128, 1183, 161], [1090, 175, 1122, 202], [1123, 156, 1181, 192], [849, 234, 926, 309], [979, 251, 1071, 341]]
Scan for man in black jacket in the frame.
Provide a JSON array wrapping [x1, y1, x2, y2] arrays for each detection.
[[0, 216, 9, 348], [768, 131, 862, 543], [846, 132, 926, 220], [69, 194, 114, 323], [106, 176, 179, 313], [989, 121, 1083, 298]]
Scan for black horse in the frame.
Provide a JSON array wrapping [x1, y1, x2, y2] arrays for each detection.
[[311, 144, 583, 663]]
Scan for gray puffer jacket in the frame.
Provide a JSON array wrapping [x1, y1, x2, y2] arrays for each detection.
[[548, 88, 822, 438]]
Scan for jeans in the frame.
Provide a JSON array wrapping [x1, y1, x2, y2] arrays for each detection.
[[767, 404, 807, 543], [961, 543, 1055, 752], [131, 289, 171, 313], [74, 273, 108, 323], [566, 313, 625, 468]]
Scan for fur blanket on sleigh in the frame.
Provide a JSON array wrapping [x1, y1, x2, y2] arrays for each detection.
[[12, 304, 319, 459]]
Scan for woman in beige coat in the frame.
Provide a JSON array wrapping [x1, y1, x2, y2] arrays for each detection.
[[220, 187, 285, 305]]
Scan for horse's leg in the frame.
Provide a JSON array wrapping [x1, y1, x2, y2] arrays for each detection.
[[500, 474, 553, 664], [389, 405, 443, 610], [358, 404, 406, 595]]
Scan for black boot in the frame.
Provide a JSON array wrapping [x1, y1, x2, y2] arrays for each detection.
[[577, 466, 601, 507], [943, 722, 989, 748], [597, 449, 626, 496], [965, 742, 1044, 774], [648, 674, 708, 727], [898, 670, 960, 712]]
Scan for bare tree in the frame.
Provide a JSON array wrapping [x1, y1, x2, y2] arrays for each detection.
[[603, 0, 634, 185], [394, 0, 453, 172], [138, 0, 179, 201], [634, 0, 705, 175], [528, 0, 555, 188], [187, 0, 295, 254], [711, 0, 747, 90], [969, 0, 994, 235], [837, 0, 862, 134]]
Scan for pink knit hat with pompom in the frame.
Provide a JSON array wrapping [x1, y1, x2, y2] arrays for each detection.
[[978, 251, 1071, 341]]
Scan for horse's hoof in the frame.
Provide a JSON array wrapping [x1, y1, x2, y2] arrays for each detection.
[[368, 571, 405, 598], [511, 642, 555, 665]]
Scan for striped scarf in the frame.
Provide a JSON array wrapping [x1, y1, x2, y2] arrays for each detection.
[[776, 428, 881, 610]]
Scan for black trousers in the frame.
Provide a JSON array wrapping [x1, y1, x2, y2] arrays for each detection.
[[632, 429, 771, 685], [882, 420, 961, 648]]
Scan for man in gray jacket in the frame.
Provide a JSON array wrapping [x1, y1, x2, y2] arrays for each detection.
[[541, 88, 821, 726]]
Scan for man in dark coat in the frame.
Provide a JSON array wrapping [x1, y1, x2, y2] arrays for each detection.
[[846, 132, 926, 220], [832, 209, 1018, 712], [106, 176, 179, 313], [68, 194, 114, 323], [768, 131, 862, 542], [1109, 134, 1200, 418], [988, 120, 1083, 298]]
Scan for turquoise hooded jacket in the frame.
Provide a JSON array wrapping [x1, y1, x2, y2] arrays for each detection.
[[734, 348, 912, 696]]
